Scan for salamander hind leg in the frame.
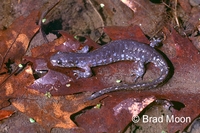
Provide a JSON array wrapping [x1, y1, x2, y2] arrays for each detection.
[[132, 61, 146, 82], [73, 65, 92, 78]]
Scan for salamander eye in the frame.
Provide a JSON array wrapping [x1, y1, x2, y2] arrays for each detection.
[[57, 59, 62, 65]]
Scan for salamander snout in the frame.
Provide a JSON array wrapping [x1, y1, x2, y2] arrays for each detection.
[[50, 52, 65, 67], [50, 52, 78, 67]]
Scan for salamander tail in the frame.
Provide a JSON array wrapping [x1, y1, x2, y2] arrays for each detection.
[[87, 66, 169, 100]]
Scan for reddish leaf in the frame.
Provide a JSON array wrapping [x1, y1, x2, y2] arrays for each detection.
[[0, 10, 39, 68], [103, 25, 149, 44], [2, 1, 199, 132], [159, 27, 200, 132], [120, 0, 166, 37], [0, 10, 39, 109], [55, 31, 100, 52], [75, 27, 200, 132], [55, 31, 82, 52], [28, 30, 102, 95], [178, 0, 191, 13], [0, 65, 35, 107], [20, 8, 200, 133], [30, 35, 66, 58], [27, 25, 165, 132], [12, 91, 98, 132], [0, 110, 14, 120], [76, 95, 156, 133], [29, 25, 154, 97]]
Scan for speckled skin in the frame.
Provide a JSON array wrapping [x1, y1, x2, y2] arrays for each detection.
[[50, 40, 169, 100]]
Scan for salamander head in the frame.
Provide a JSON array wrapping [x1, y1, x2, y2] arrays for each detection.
[[50, 52, 78, 67]]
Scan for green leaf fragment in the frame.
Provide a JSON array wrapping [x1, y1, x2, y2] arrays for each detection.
[[29, 118, 36, 123], [18, 64, 23, 68], [100, 3, 105, 8], [45, 92, 51, 98], [74, 35, 78, 40], [116, 79, 122, 83], [94, 103, 102, 109], [42, 18, 46, 23]]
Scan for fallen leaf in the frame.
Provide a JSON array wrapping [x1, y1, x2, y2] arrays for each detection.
[[12, 90, 97, 132], [121, 0, 166, 37], [0, 10, 39, 109], [0, 110, 14, 120], [0, 10, 39, 69], [27, 30, 101, 95], [76, 96, 156, 133], [7, 1, 200, 132], [74, 27, 200, 132], [28, 28, 156, 97], [103, 25, 149, 44], [178, 0, 191, 13]]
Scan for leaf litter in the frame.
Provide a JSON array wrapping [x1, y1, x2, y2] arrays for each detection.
[[0, 0, 200, 132]]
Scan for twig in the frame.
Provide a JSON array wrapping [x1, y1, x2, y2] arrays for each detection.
[[87, 0, 105, 42], [39, 0, 60, 43], [0, 31, 21, 70], [174, 0, 180, 27]]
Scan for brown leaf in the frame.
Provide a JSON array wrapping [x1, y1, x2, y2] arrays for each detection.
[[121, 0, 166, 37], [29, 26, 153, 97], [0, 65, 35, 108], [54, 31, 81, 52], [158, 27, 200, 132], [0, 10, 39, 109], [0, 10, 39, 68], [178, 0, 191, 13], [12, 90, 96, 132], [76, 96, 156, 133], [28, 30, 101, 95], [26, 21, 200, 132], [103, 25, 149, 44], [1, 1, 199, 132], [30, 35, 65, 58], [0, 110, 14, 120], [26, 25, 162, 132], [64, 27, 200, 132]]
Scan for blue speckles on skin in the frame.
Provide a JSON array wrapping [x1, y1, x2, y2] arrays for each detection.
[[97, 60, 103, 64], [121, 54, 125, 59], [141, 55, 145, 59], [153, 56, 156, 61], [109, 58, 113, 62], [51, 39, 170, 100], [156, 58, 160, 62]]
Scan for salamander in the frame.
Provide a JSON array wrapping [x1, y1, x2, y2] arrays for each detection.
[[50, 39, 170, 100]]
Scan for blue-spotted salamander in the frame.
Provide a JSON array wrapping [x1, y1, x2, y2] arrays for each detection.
[[50, 39, 170, 100]]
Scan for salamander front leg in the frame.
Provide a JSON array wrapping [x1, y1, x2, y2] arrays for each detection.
[[132, 61, 146, 82], [73, 65, 92, 78]]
